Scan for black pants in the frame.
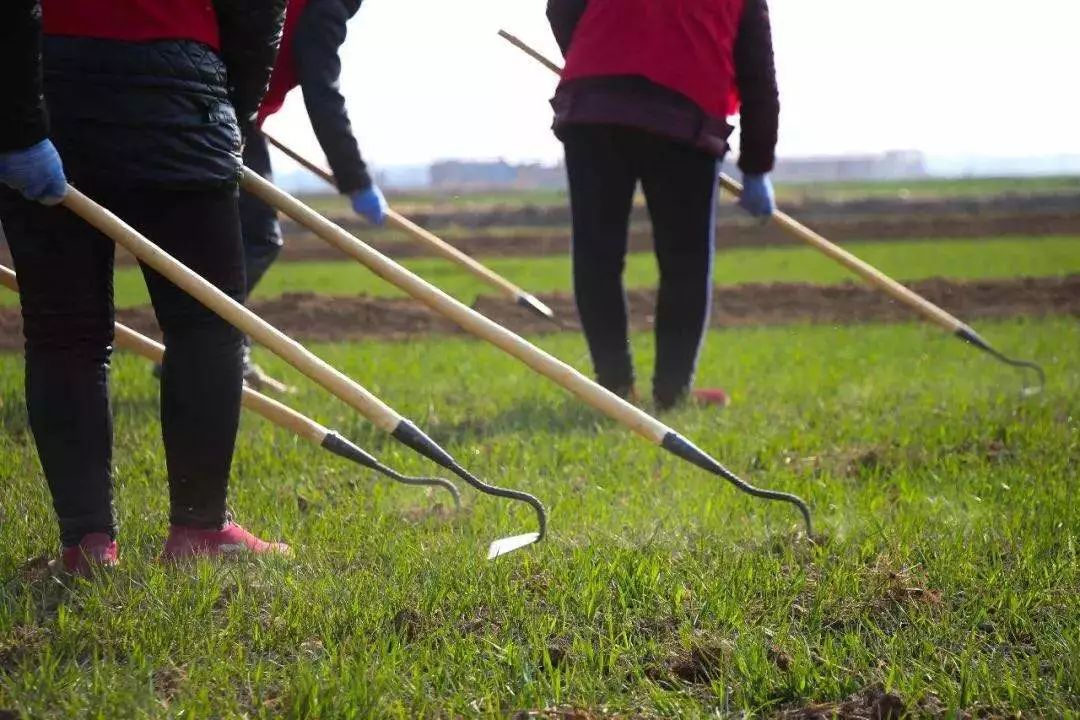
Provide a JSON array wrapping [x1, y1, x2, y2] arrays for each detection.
[[0, 186, 246, 546], [239, 132, 283, 299], [562, 124, 720, 407]]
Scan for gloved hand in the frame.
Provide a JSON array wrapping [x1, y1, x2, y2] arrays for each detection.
[[350, 185, 388, 226], [738, 173, 775, 219], [0, 139, 68, 205]]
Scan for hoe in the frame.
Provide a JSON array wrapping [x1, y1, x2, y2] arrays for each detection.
[[261, 131, 557, 326], [58, 189, 546, 559], [0, 263, 462, 509], [239, 167, 814, 536], [497, 29, 1047, 397]]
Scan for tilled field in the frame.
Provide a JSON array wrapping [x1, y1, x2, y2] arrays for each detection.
[[6, 192, 1076, 268], [1, 275, 1072, 349], [265, 211, 1080, 265]]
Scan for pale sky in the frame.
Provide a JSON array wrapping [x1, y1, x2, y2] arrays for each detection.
[[262, 0, 1080, 170]]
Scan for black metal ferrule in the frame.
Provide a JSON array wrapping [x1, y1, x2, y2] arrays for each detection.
[[661, 431, 813, 536], [321, 431, 380, 470], [955, 326, 992, 352], [391, 420, 457, 471], [954, 326, 1046, 393], [322, 430, 463, 507], [392, 421, 547, 541]]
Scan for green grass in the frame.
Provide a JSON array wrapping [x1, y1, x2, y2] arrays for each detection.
[[244, 235, 1079, 304], [298, 176, 1080, 214], [777, 175, 1080, 202], [299, 188, 570, 216], [0, 316, 1078, 717], [6, 235, 1067, 310]]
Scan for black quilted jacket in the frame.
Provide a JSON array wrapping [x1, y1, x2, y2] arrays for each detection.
[[0, 0, 286, 188]]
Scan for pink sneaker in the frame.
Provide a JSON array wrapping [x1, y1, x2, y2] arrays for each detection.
[[163, 522, 290, 561], [691, 387, 731, 408], [58, 533, 119, 577]]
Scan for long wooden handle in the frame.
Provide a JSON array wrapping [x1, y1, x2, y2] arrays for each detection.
[[0, 263, 328, 444], [59, 187, 405, 434], [383, 208, 539, 302], [497, 30, 562, 74], [240, 168, 672, 444], [715, 176, 966, 333], [501, 29, 971, 336], [260, 132, 550, 314]]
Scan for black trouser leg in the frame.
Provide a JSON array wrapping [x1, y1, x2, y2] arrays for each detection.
[[639, 136, 720, 408], [0, 191, 117, 546], [562, 125, 639, 395], [129, 188, 247, 528], [239, 133, 283, 299]]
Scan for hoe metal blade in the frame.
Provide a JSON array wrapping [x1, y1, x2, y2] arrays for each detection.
[[391, 420, 548, 558], [488, 532, 542, 560]]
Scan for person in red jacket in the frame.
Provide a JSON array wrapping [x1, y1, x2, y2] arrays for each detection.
[[0, 0, 289, 575], [238, 0, 386, 391], [547, 0, 780, 410]]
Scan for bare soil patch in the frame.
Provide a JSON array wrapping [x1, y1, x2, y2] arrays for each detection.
[[0, 276, 1074, 351], [266, 211, 1080, 264]]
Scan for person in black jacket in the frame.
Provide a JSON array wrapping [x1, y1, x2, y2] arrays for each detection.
[[239, 0, 386, 391], [547, 0, 780, 411], [0, 0, 290, 575]]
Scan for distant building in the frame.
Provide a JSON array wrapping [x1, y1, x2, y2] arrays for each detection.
[[429, 159, 566, 191], [769, 151, 928, 183]]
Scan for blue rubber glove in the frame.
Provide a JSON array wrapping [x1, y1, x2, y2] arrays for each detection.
[[350, 185, 388, 226], [0, 139, 68, 205], [738, 173, 775, 219]]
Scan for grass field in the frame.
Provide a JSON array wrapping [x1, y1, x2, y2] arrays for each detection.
[[0, 317, 1077, 717], [297, 175, 1080, 215], [1, 235, 1073, 310]]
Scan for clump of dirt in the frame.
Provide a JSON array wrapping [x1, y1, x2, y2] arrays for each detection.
[[151, 665, 187, 702], [776, 684, 906, 720], [15, 556, 52, 584], [545, 637, 572, 669], [0, 625, 47, 671], [768, 644, 794, 672], [870, 556, 944, 609], [512, 708, 625, 720], [390, 608, 426, 643], [399, 502, 451, 524], [649, 640, 733, 686], [457, 605, 503, 636]]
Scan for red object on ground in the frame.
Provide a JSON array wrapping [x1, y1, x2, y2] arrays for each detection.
[[60, 533, 119, 577], [163, 522, 290, 560], [258, 0, 313, 124], [42, 0, 220, 50], [560, 0, 745, 118], [692, 388, 732, 408]]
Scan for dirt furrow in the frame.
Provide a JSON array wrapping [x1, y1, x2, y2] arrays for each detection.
[[0, 276, 1074, 351]]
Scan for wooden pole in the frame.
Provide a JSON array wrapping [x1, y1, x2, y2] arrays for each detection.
[[0, 263, 463, 504], [261, 132, 556, 322], [240, 169, 813, 534], [57, 189, 543, 553], [495, 29, 1046, 393]]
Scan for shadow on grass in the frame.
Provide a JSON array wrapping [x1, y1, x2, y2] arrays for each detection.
[[425, 397, 616, 446], [0, 395, 30, 441]]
